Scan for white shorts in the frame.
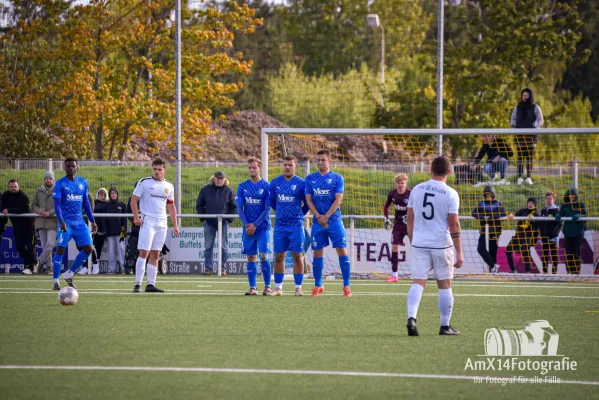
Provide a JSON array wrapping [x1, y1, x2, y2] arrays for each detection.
[[138, 216, 168, 251], [411, 247, 455, 280]]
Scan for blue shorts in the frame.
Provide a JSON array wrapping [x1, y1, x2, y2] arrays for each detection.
[[242, 228, 271, 256], [274, 226, 305, 254], [57, 225, 93, 248], [311, 218, 347, 250]]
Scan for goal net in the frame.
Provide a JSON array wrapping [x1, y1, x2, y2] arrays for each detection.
[[262, 128, 599, 281]]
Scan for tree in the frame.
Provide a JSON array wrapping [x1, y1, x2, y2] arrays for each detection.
[[376, 0, 586, 159], [0, 0, 262, 159], [280, 0, 430, 77]]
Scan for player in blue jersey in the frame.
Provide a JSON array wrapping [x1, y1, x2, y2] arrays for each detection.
[[237, 157, 272, 296], [51, 158, 97, 290], [269, 155, 309, 296], [305, 149, 352, 297]]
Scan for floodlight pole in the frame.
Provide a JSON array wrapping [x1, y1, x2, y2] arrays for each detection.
[[436, 0, 444, 156], [175, 0, 182, 225]]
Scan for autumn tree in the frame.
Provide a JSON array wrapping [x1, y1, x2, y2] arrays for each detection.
[[0, 0, 262, 159]]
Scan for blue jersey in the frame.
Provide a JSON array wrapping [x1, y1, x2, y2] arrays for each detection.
[[237, 179, 271, 232], [305, 171, 344, 222], [269, 175, 306, 228], [53, 176, 90, 229]]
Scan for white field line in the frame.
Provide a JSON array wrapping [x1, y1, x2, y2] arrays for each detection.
[[0, 364, 596, 386], [0, 279, 597, 290], [1, 276, 598, 286], [0, 289, 598, 299]]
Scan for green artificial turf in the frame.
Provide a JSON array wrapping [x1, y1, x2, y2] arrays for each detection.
[[0, 276, 597, 399]]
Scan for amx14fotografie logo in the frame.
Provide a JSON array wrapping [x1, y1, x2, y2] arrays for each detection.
[[465, 320, 578, 384]]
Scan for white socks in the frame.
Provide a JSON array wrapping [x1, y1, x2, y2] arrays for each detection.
[[146, 264, 157, 286], [391, 272, 398, 278], [134, 257, 146, 286], [407, 284, 424, 319], [275, 282, 283, 289], [439, 288, 454, 327]]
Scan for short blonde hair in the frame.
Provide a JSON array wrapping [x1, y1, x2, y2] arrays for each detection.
[[247, 156, 262, 168], [395, 173, 408, 183]]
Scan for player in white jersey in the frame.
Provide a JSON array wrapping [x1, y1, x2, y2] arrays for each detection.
[[130, 157, 180, 293], [406, 156, 464, 336]]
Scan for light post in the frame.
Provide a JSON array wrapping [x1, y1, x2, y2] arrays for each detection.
[[366, 14, 385, 86]]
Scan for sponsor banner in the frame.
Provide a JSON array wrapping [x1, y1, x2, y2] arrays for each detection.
[[1, 227, 67, 273], [166, 228, 248, 275]]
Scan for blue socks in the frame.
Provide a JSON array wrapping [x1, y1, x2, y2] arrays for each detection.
[[274, 272, 285, 285], [339, 255, 351, 287], [260, 260, 272, 286], [313, 257, 324, 287], [70, 250, 90, 273], [52, 252, 64, 280], [294, 273, 304, 287], [247, 262, 257, 288]]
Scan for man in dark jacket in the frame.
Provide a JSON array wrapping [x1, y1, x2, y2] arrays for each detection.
[[472, 135, 514, 185], [89, 188, 108, 275], [1, 180, 38, 274], [0, 191, 7, 241], [538, 191, 561, 274], [556, 188, 587, 274], [104, 187, 127, 274], [196, 171, 237, 275], [471, 186, 506, 273], [510, 88, 544, 185], [506, 197, 539, 273]]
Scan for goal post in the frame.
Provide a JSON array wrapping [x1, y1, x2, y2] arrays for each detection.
[[262, 127, 599, 281]]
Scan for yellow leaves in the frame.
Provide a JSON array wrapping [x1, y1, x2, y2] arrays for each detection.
[[423, 86, 437, 100]]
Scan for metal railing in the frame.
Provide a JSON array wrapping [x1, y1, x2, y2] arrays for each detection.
[[5, 213, 597, 276]]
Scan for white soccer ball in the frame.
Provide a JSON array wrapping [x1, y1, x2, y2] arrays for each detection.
[[58, 287, 79, 306]]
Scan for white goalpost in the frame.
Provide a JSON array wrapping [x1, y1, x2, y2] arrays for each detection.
[[262, 127, 599, 281]]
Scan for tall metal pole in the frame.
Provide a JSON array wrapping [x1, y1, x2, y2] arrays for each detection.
[[380, 25, 385, 85], [175, 0, 182, 225], [436, 0, 444, 156]]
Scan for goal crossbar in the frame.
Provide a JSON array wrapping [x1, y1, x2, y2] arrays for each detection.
[[262, 127, 599, 136]]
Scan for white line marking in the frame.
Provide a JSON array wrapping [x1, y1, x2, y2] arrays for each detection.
[[0, 279, 597, 289], [0, 290, 597, 299], [0, 365, 596, 385]]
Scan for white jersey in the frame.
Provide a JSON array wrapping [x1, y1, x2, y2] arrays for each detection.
[[407, 179, 459, 249], [132, 177, 175, 219]]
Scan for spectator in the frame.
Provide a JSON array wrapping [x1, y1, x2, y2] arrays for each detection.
[[89, 188, 108, 275], [31, 171, 58, 274], [538, 191, 562, 274], [104, 187, 127, 274], [556, 188, 587, 274], [1, 180, 38, 274], [471, 135, 513, 185], [125, 187, 139, 271], [196, 171, 237, 276], [510, 88, 544, 185], [471, 186, 506, 273], [0, 191, 7, 241], [506, 197, 539, 273]]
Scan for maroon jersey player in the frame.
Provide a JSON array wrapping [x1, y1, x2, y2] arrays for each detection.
[[383, 173, 411, 282]]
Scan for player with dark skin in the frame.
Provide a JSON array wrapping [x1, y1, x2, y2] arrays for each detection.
[[55, 160, 97, 259]]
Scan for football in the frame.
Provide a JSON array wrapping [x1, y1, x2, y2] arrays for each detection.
[[58, 287, 79, 306]]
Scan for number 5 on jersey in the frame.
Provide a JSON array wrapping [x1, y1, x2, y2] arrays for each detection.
[[422, 193, 435, 220]]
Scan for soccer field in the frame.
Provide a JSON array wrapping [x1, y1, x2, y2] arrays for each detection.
[[0, 276, 598, 399]]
